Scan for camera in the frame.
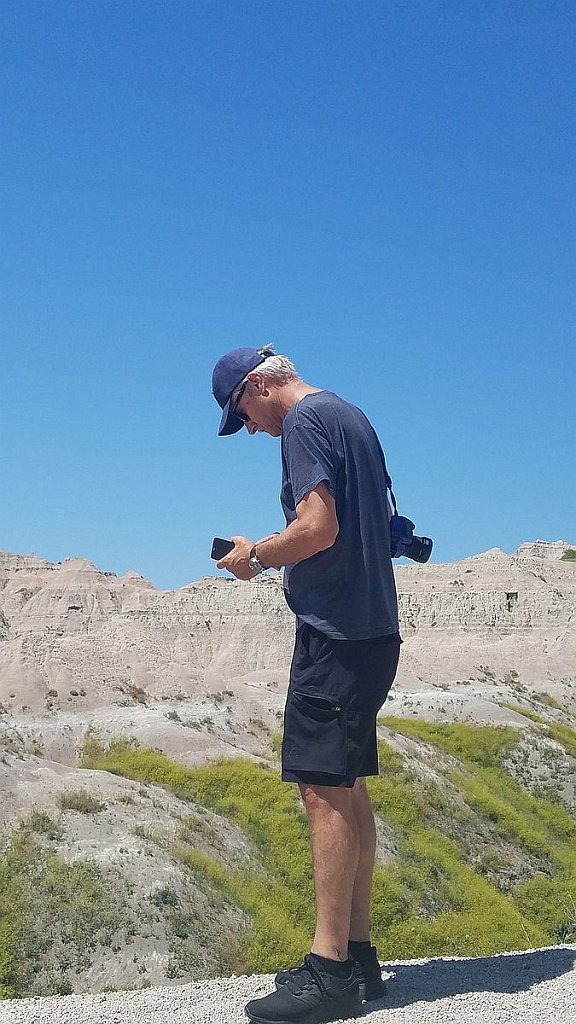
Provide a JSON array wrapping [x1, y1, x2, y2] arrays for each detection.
[[390, 514, 433, 563]]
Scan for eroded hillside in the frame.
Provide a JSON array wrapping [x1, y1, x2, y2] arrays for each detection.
[[0, 541, 575, 998]]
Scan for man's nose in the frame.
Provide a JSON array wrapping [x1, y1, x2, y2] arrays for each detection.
[[246, 420, 258, 435]]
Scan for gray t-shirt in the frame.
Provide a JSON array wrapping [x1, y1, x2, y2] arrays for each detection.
[[281, 391, 399, 640]]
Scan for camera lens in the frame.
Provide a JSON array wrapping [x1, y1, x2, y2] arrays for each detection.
[[405, 535, 433, 563]]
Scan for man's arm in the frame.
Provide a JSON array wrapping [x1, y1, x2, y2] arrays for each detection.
[[258, 482, 339, 569], [217, 482, 339, 580]]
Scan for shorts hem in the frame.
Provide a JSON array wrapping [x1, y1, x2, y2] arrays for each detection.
[[281, 767, 379, 788]]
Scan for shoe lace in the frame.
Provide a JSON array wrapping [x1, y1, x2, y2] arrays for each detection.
[[283, 956, 329, 997]]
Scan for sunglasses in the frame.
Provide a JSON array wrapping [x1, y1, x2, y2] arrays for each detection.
[[231, 380, 250, 422]]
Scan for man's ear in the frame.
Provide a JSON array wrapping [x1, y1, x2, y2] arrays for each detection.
[[247, 371, 268, 395]]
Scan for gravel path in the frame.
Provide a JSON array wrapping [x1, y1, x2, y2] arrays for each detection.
[[1, 946, 575, 1024]]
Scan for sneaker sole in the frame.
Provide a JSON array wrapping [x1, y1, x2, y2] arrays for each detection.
[[360, 978, 386, 1002], [246, 996, 362, 1024], [246, 1012, 361, 1024]]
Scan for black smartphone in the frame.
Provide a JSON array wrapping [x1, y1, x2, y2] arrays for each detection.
[[211, 537, 235, 560]]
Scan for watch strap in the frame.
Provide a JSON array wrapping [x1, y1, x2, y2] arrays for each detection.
[[249, 546, 267, 574]]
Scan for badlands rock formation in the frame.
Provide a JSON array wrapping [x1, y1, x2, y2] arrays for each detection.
[[0, 540, 575, 766], [0, 541, 575, 998]]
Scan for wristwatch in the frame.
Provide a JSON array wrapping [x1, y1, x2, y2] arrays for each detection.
[[248, 546, 268, 576]]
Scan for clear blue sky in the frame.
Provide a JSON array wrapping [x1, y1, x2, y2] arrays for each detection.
[[1, 1, 574, 589]]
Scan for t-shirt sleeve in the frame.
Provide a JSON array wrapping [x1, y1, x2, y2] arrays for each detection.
[[283, 421, 338, 506]]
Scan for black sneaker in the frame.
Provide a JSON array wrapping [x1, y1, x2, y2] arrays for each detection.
[[275, 945, 385, 1003], [246, 954, 361, 1024], [349, 944, 386, 1002]]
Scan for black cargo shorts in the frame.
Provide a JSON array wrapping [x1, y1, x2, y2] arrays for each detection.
[[281, 622, 401, 788]]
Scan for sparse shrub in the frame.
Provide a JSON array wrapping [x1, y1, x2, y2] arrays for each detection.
[[116, 793, 136, 805], [475, 849, 507, 878], [133, 825, 152, 841], [81, 734, 140, 766], [179, 815, 214, 843], [532, 782, 562, 804], [501, 669, 520, 686], [249, 718, 270, 733], [534, 691, 562, 710], [168, 916, 190, 939], [57, 791, 106, 814], [81, 744, 315, 970], [127, 684, 148, 705], [46, 975, 72, 996], [150, 886, 179, 908], [539, 745, 565, 769], [456, 773, 560, 858], [27, 811, 64, 841], [82, 735, 553, 965]]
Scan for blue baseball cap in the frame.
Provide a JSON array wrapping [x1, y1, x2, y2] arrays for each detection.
[[211, 347, 268, 436]]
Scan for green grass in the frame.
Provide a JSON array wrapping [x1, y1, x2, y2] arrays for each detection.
[[561, 548, 576, 561], [377, 717, 576, 939], [496, 705, 576, 760], [452, 768, 574, 861], [6, 719, 573, 996], [0, 821, 129, 998], [83, 732, 552, 965], [379, 717, 520, 769], [82, 739, 314, 971], [364, 741, 549, 956], [514, 875, 576, 942], [499, 703, 545, 725], [546, 722, 576, 759], [533, 692, 563, 710]]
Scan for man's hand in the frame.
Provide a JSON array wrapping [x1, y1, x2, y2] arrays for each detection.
[[217, 535, 257, 580], [215, 485, 338, 579]]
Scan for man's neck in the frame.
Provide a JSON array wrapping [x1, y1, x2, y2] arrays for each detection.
[[277, 381, 322, 418]]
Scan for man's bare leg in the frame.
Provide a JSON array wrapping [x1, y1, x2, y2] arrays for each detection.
[[299, 783, 360, 961], [348, 777, 377, 942]]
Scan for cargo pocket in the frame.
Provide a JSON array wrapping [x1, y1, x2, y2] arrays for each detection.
[[282, 691, 348, 776]]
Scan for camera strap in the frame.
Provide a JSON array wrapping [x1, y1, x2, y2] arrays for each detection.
[[385, 472, 398, 516], [379, 446, 398, 515]]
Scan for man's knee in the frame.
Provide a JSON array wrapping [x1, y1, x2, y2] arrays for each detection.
[[299, 782, 355, 818], [350, 776, 373, 810]]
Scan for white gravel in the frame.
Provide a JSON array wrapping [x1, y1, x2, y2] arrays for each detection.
[[1, 946, 575, 1024]]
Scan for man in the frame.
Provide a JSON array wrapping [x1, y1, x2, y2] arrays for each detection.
[[211, 345, 401, 1024]]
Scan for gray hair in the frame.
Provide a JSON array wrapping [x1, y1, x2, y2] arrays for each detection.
[[254, 345, 300, 385], [232, 345, 300, 404]]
